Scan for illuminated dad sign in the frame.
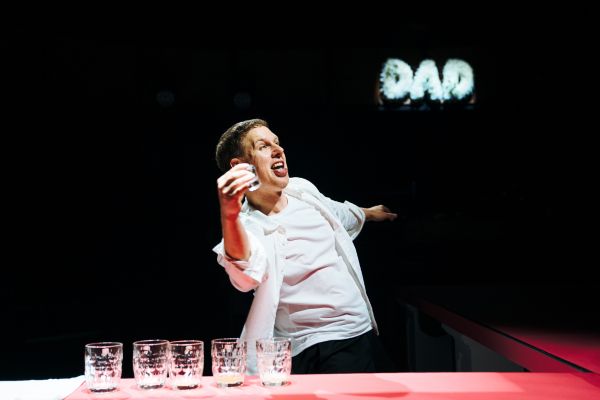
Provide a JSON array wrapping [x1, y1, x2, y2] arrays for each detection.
[[379, 58, 475, 105]]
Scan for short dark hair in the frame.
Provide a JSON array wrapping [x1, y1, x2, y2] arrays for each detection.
[[215, 118, 268, 172]]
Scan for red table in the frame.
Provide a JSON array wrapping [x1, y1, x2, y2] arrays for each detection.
[[65, 372, 600, 399]]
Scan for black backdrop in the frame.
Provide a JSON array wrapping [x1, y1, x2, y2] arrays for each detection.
[[2, 19, 596, 379]]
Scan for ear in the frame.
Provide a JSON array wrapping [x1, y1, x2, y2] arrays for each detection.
[[230, 158, 243, 169]]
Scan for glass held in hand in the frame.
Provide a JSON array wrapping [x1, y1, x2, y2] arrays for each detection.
[[246, 164, 261, 192]]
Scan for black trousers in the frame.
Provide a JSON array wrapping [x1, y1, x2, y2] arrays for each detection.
[[291, 330, 388, 374]]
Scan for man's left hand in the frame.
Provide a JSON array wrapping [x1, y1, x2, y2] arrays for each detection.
[[362, 205, 398, 222]]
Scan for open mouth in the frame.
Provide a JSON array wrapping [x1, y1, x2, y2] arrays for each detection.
[[271, 161, 287, 177]]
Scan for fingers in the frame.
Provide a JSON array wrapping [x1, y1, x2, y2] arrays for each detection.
[[387, 212, 398, 221], [217, 163, 256, 191], [372, 205, 398, 222], [220, 174, 255, 198], [216, 168, 257, 204]]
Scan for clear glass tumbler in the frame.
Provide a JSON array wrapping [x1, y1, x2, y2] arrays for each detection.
[[168, 340, 204, 389], [211, 338, 246, 387], [84, 342, 123, 392], [133, 339, 169, 389], [256, 337, 291, 386], [246, 164, 261, 192]]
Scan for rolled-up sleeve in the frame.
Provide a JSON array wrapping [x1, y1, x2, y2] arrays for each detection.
[[324, 197, 366, 240], [212, 230, 269, 292]]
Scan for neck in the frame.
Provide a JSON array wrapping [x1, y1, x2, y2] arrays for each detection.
[[247, 189, 288, 216]]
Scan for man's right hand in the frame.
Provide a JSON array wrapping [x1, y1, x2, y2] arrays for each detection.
[[217, 163, 257, 220]]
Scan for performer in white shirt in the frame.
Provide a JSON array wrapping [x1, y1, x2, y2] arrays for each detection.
[[213, 119, 397, 375]]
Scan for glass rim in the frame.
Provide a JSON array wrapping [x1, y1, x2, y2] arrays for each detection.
[[211, 338, 245, 344], [133, 339, 169, 346], [85, 342, 123, 348], [169, 340, 204, 346]]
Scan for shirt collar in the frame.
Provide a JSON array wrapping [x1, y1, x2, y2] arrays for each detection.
[[241, 188, 304, 235]]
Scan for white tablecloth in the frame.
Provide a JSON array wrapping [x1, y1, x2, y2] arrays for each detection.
[[0, 376, 85, 400]]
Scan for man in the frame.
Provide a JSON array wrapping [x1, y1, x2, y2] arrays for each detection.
[[213, 119, 397, 375]]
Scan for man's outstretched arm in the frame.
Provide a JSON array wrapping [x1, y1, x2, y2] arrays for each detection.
[[217, 163, 256, 260], [361, 205, 398, 222]]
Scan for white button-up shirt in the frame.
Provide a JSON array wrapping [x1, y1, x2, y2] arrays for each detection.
[[213, 177, 378, 375]]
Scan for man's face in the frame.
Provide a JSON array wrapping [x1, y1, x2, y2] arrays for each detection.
[[243, 126, 289, 191]]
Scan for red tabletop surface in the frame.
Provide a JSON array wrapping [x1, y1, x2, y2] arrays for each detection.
[[65, 372, 600, 399]]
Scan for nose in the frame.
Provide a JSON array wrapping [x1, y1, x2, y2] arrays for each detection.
[[273, 143, 284, 156]]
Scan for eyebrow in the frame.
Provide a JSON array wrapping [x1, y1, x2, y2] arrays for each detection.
[[254, 137, 279, 145]]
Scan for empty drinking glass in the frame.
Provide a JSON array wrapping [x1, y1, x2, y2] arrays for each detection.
[[84, 342, 123, 392], [211, 338, 246, 387], [133, 339, 169, 389], [256, 337, 291, 386], [246, 164, 261, 192], [169, 340, 204, 389]]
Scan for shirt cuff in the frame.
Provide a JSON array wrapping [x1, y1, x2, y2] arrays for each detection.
[[213, 230, 268, 286], [343, 200, 366, 239]]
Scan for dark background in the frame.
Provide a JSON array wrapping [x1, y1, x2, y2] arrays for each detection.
[[2, 17, 597, 379]]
